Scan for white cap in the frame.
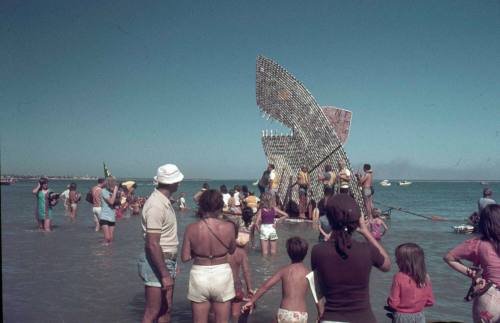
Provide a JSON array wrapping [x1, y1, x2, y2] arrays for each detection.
[[154, 164, 184, 184]]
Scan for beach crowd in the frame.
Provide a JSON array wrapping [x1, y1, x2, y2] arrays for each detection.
[[31, 163, 499, 323]]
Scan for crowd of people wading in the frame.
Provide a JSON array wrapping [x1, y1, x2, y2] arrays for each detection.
[[31, 162, 499, 323]]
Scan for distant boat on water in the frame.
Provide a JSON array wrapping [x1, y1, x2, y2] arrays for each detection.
[[380, 180, 391, 187], [0, 177, 16, 185], [480, 181, 489, 185], [399, 180, 412, 186]]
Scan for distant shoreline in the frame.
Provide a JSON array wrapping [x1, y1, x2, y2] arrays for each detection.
[[1, 176, 499, 182]]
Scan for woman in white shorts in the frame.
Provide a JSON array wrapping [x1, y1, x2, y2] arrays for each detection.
[[255, 192, 289, 256], [181, 189, 237, 323]]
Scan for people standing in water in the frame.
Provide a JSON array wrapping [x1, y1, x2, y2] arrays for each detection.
[[220, 185, 231, 211], [257, 165, 271, 195], [317, 187, 334, 242], [229, 209, 255, 322], [91, 178, 105, 232], [444, 204, 500, 323], [240, 185, 249, 201], [60, 184, 70, 216], [255, 192, 289, 256], [357, 163, 374, 219], [268, 164, 279, 195], [181, 189, 236, 323], [68, 182, 81, 222], [337, 160, 351, 194], [297, 166, 310, 218], [318, 164, 336, 191], [233, 185, 241, 208], [387, 243, 434, 323], [311, 194, 391, 323], [370, 208, 389, 241], [297, 166, 310, 193], [243, 191, 260, 214], [242, 237, 310, 323], [99, 177, 118, 245], [478, 188, 496, 213], [193, 182, 209, 204], [178, 192, 187, 210], [32, 177, 53, 231], [139, 164, 183, 323]]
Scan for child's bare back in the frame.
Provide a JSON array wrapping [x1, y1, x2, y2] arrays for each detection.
[[242, 237, 310, 323], [280, 262, 310, 312]]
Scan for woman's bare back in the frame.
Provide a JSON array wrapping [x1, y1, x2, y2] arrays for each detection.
[[187, 218, 235, 265]]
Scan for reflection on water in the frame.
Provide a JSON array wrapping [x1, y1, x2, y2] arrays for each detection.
[[2, 180, 499, 322]]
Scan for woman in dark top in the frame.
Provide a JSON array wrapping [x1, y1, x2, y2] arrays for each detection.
[[311, 194, 391, 323]]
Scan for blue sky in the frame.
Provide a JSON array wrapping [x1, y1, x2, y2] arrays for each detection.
[[1, 0, 499, 180]]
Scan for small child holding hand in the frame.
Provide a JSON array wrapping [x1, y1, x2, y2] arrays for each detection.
[[242, 237, 310, 323]]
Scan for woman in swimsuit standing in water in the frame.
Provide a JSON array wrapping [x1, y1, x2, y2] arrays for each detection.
[[181, 189, 237, 323]]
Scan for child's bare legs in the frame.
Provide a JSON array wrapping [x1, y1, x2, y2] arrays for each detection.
[[270, 240, 277, 256], [102, 225, 113, 244], [261, 239, 269, 256], [44, 219, 51, 232], [70, 204, 77, 222], [231, 302, 241, 323], [94, 214, 100, 232]]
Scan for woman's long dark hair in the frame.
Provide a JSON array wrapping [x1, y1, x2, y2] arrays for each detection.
[[479, 204, 500, 257], [395, 243, 428, 287], [326, 211, 358, 260]]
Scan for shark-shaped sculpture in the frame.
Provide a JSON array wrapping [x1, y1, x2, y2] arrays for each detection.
[[256, 55, 367, 216]]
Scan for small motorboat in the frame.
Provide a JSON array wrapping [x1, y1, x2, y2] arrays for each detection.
[[380, 180, 391, 187], [0, 177, 16, 185], [453, 224, 475, 234], [480, 181, 489, 185], [399, 180, 412, 186]]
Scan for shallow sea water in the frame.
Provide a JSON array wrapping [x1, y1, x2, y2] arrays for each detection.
[[2, 179, 499, 322]]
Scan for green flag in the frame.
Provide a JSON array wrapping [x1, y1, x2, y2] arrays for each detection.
[[103, 162, 111, 177]]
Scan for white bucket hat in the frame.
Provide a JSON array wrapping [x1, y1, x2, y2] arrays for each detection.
[[154, 164, 184, 184]]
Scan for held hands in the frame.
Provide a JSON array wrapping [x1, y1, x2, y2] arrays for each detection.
[[241, 301, 255, 314], [161, 275, 174, 291]]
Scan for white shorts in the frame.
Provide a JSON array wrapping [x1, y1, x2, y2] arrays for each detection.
[[188, 263, 235, 303], [92, 207, 102, 220], [260, 223, 278, 241]]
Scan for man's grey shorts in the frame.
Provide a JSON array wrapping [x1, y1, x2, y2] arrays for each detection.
[[137, 253, 177, 288]]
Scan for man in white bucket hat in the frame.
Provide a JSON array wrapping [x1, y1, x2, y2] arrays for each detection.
[[139, 164, 183, 323]]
